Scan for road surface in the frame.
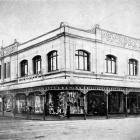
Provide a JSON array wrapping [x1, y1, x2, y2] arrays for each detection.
[[0, 117, 139, 140]]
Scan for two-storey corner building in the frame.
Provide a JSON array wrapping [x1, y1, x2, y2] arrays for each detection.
[[0, 22, 140, 119]]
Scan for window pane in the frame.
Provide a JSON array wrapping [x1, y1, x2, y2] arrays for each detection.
[[134, 62, 137, 75], [51, 57, 53, 71], [37, 60, 41, 73], [76, 56, 78, 69], [7, 62, 10, 78], [25, 64, 28, 75], [35, 95, 43, 113], [53, 56, 56, 70], [130, 63, 133, 75], [79, 56, 84, 70], [48, 51, 57, 72], [112, 61, 116, 73], [79, 51, 83, 56], [84, 57, 87, 70], [108, 60, 111, 73], [4, 63, 6, 78]]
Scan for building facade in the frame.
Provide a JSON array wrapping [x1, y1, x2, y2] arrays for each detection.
[[0, 22, 140, 119]]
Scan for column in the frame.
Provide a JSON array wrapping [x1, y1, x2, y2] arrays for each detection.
[[125, 94, 128, 117], [83, 88, 88, 120], [105, 90, 109, 119], [41, 90, 46, 121], [12, 96, 16, 118], [26, 95, 29, 119], [83, 95, 86, 120], [43, 95, 46, 120], [106, 94, 109, 119]]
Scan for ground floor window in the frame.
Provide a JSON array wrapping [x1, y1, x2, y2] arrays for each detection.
[[127, 92, 140, 114], [28, 92, 44, 114], [87, 91, 106, 115], [67, 91, 84, 114], [45, 91, 84, 115], [16, 94, 26, 113], [4, 96, 13, 112], [108, 92, 125, 113]]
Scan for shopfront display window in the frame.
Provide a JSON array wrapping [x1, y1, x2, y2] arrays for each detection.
[[108, 92, 125, 113], [45, 91, 84, 115], [127, 92, 140, 114], [28, 93, 43, 114], [67, 92, 84, 114], [46, 92, 64, 115], [4, 96, 13, 112], [87, 91, 106, 115], [16, 94, 26, 113]]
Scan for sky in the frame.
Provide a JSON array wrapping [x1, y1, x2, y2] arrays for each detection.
[[0, 0, 140, 46]]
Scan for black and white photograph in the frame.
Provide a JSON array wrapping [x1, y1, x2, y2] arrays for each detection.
[[0, 0, 140, 139]]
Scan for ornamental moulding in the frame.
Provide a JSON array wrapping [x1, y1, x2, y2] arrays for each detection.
[[101, 29, 140, 51]]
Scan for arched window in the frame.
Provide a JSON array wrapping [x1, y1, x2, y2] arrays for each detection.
[[75, 50, 90, 71], [106, 55, 116, 74], [129, 59, 138, 76], [48, 51, 58, 72], [20, 60, 28, 77], [33, 55, 41, 74]]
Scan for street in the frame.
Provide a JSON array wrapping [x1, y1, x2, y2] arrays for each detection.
[[0, 117, 139, 140]]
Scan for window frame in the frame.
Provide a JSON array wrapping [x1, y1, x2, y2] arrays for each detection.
[[33, 55, 42, 75], [20, 60, 28, 77], [75, 50, 90, 71], [128, 59, 138, 76], [105, 55, 117, 74], [48, 51, 58, 72]]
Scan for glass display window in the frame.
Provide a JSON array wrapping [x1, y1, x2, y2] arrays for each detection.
[[67, 91, 84, 114], [16, 94, 26, 113], [28, 92, 43, 114], [4, 96, 13, 112]]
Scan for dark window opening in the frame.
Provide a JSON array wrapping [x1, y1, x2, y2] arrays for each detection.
[[20, 60, 28, 77]]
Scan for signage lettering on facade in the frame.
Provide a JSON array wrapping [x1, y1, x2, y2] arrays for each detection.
[[0, 44, 18, 57], [101, 30, 140, 50]]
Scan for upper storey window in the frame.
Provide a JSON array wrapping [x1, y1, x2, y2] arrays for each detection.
[[106, 55, 117, 74], [129, 59, 138, 76], [48, 51, 58, 72], [20, 60, 28, 77], [4, 62, 10, 79], [75, 50, 90, 71], [33, 55, 41, 74]]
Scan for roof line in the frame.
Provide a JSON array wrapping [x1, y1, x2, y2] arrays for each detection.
[[100, 28, 140, 41], [66, 25, 95, 34], [20, 26, 62, 46]]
